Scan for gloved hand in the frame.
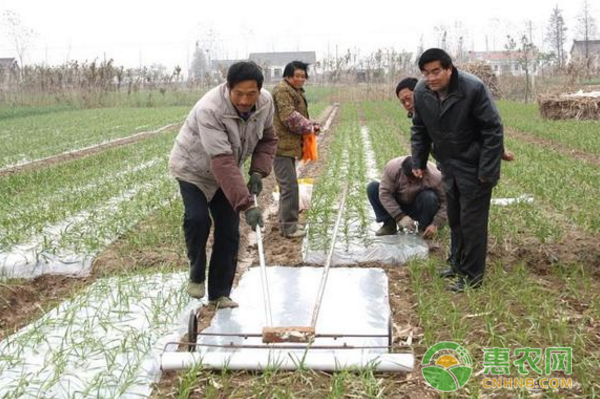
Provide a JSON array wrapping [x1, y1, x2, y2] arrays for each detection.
[[247, 172, 263, 195], [397, 215, 415, 231], [244, 206, 263, 230]]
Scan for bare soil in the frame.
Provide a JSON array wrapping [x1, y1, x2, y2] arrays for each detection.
[[489, 228, 600, 278]]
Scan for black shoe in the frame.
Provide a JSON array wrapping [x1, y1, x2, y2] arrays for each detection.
[[282, 227, 306, 238], [375, 219, 397, 236], [439, 267, 457, 279], [447, 256, 460, 269], [446, 277, 482, 293]]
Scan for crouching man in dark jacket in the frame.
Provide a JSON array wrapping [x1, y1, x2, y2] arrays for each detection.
[[367, 156, 446, 238], [411, 48, 504, 292]]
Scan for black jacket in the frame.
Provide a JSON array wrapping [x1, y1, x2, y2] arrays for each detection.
[[411, 68, 504, 186]]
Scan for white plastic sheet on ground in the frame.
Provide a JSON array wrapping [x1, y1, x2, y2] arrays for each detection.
[[0, 272, 196, 398], [161, 267, 414, 372], [303, 125, 430, 266], [304, 233, 429, 266], [359, 126, 379, 182], [491, 194, 534, 206], [0, 178, 175, 280]]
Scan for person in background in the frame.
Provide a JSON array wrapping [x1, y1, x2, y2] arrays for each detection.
[[411, 48, 504, 292], [168, 61, 278, 308], [271, 61, 322, 238], [396, 77, 419, 118], [367, 156, 446, 238]]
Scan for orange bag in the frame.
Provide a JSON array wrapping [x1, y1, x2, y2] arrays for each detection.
[[301, 133, 318, 163]]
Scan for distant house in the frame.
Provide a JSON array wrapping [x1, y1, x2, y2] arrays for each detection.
[[249, 51, 317, 82], [570, 40, 600, 69], [0, 57, 19, 87], [466, 51, 539, 76]]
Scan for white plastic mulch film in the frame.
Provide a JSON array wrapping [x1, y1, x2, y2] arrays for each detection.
[[0, 272, 195, 398], [304, 125, 429, 266], [491, 194, 534, 206], [164, 266, 397, 370], [304, 233, 429, 266], [0, 156, 176, 281]]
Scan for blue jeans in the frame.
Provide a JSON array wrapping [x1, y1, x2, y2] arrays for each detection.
[[366, 181, 440, 230]]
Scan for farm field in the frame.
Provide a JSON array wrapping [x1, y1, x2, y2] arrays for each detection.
[[0, 88, 599, 398], [0, 107, 188, 169], [497, 101, 600, 157]]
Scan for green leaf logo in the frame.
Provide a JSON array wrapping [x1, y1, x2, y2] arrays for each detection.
[[422, 342, 473, 392]]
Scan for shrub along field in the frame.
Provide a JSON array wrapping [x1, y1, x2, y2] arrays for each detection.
[[0, 87, 599, 398]]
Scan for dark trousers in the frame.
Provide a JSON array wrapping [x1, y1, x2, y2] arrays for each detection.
[[273, 155, 300, 234], [366, 181, 440, 229], [445, 177, 493, 283], [448, 230, 460, 268], [178, 180, 240, 301]]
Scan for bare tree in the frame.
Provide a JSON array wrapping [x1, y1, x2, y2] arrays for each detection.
[[173, 66, 182, 83], [506, 34, 537, 103], [435, 25, 449, 51], [189, 41, 209, 86], [416, 35, 425, 59], [485, 18, 502, 51], [545, 5, 567, 70], [453, 21, 468, 64], [387, 49, 414, 80], [576, 0, 598, 70], [2, 10, 36, 75]]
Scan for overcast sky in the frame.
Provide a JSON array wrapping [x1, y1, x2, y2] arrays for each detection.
[[0, 0, 596, 70]]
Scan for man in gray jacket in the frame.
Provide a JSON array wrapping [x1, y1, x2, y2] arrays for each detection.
[[411, 48, 504, 292], [169, 62, 278, 307]]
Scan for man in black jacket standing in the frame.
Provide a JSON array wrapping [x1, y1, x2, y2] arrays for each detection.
[[410, 48, 504, 292]]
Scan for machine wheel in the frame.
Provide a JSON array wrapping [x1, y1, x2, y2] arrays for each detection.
[[188, 309, 198, 352]]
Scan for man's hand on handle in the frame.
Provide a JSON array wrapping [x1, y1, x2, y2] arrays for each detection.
[[245, 206, 263, 229], [247, 172, 263, 196]]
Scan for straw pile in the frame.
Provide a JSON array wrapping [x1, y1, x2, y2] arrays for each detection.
[[538, 91, 600, 120], [459, 62, 501, 99]]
